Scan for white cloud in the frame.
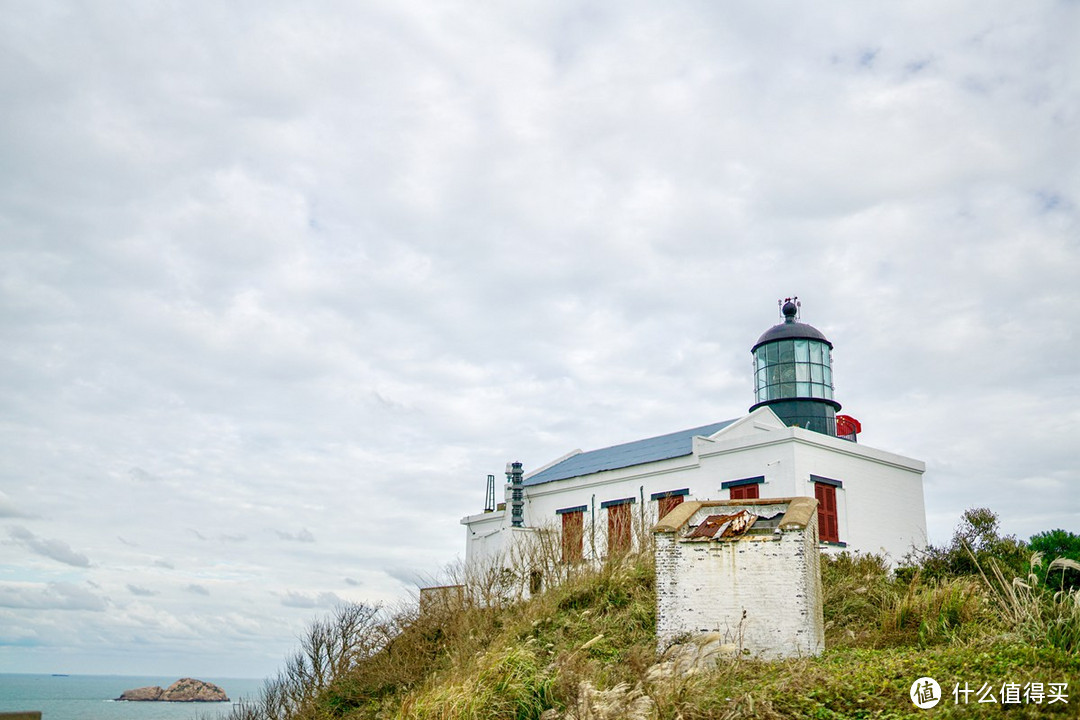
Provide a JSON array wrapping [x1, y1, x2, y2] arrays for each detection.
[[0, 491, 32, 518], [7, 527, 91, 568], [0, 582, 107, 612], [0, 0, 1077, 677], [280, 591, 344, 609], [0, 490, 32, 518], [275, 528, 316, 543]]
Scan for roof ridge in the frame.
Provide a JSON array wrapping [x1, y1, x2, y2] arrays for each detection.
[[580, 420, 738, 454], [523, 418, 738, 487]]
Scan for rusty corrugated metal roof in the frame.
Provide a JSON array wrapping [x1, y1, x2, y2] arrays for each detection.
[[685, 510, 757, 540]]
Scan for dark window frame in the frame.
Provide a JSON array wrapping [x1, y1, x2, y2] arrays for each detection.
[[810, 477, 841, 543], [649, 488, 689, 500], [651, 488, 689, 520], [721, 476, 765, 490]]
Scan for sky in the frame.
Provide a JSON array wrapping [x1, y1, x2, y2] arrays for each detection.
[[1, 1, 1077, 679]]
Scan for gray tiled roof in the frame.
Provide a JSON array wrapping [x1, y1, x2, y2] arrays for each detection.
[[523, 419, 737, 487]]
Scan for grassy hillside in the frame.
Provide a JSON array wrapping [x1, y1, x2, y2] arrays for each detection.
[[228, 520, 1080, 720]]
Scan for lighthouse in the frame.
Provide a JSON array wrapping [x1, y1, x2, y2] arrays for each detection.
[[461, 297, 927, 566], [750, 298, 841, 436]]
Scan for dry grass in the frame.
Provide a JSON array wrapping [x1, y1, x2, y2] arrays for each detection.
[[976, 551, 1080, 654], [822, 552, 988, 649], [230, 538, 1080, 720]]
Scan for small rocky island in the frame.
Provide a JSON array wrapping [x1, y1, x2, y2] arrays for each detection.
[[117, 678, 229, 702]]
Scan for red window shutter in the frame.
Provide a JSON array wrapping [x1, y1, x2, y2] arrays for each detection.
[[607, 504, 631, 556], [814, 483, 839, 543], [729, 484, 760, 500], [658, 494, 684, 519], [561, 511, 583, 563]]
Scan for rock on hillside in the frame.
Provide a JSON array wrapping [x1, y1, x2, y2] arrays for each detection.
[[117, 678, 229, 702]]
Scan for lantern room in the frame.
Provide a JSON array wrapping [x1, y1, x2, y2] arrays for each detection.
[[750, 298, 842, 436]]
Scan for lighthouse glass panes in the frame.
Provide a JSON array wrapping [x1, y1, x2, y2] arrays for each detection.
[[754, 339, 833, 404]]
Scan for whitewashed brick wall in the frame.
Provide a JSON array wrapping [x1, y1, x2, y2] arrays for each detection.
[[655, 501, 824, 659]]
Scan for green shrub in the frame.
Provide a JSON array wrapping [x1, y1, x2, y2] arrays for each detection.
[[1030, 529, 1080, 591], [907, 507, 1028, 581]]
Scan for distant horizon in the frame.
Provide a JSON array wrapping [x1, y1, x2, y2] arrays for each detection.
[[0, 672, 266, 680], [0, 663, 274, 680], [0, 673, 268, 720]]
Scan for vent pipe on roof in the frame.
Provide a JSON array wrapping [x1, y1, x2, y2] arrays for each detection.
[[484, 474, 496, 513], [508, 462, 524, 527]]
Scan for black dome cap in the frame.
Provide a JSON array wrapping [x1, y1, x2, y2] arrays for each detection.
[[752, 301, 832, 352]]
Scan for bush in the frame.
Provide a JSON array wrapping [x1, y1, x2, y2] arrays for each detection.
[[905, 507, 1028, 581], [1030, 528, 1080, 591], [228, 602, 385, 720]]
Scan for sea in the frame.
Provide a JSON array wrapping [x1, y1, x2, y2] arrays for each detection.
[[0, 674, 266, 720]]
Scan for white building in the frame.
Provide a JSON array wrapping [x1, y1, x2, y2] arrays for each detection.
[[461, 300, 927, 567]]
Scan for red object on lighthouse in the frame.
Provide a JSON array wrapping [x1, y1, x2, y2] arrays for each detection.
[[836, 414, 862, 439]]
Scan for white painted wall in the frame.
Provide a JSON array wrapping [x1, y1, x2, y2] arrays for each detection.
[[461, 408, 927, 567], [786, 429, 927, 562], [463, 511, 506, 564]]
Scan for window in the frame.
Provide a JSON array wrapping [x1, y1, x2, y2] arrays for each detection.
[[651, 488, 689, 520], [729, 484, 759, 500], [811, 477, 841, 543], [557, 507, 585, 563], [601, 499, 635, 556], [721, 476, 764, 501], [754, 339, 834, 403]]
